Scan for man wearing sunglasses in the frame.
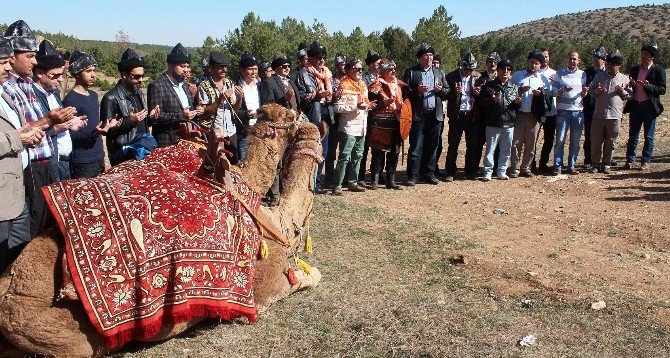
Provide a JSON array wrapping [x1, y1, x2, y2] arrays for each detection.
[[32, 40, 87, 181], [444, 52, 482, 181], [101, 48, 156, 166]]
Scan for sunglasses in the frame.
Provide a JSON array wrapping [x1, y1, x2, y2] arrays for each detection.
[[47, 72, 64, 79], [131, 73, 145, 80], [350, 67, 363, 72], [280, 64, 291, 69]]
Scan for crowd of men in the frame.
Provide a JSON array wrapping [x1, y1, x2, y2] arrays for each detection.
[[1, 19, 667, 271]]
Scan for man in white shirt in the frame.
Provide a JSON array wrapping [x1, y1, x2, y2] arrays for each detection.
[[235, 52, 260, 160], [551, 51, 588, 175]]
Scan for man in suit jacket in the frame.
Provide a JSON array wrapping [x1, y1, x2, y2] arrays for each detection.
[[402, 43, 449, 186], [147, 43, 198, 148], [444, 53, 483, 181], [624, 44, 666, 170], [260, 54, 300, 206], [0, 38, 46, 272], [261, 55, 300, 111]]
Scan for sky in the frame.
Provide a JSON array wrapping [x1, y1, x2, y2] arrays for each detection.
[[2, 0, 666, 46]]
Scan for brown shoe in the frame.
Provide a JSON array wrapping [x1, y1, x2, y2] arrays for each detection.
[[347, 184, 367, 192], [640, 162, 649, 171], [332, 187, 344, 196]]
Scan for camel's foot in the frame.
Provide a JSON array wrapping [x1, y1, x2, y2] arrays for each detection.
[[294, 266, 322, 292]]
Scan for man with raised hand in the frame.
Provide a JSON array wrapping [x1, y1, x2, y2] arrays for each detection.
[[101, 48, 156, 166], [624, 43, 666, 170], [64, 50, 120, 179], [148, 43, 200, 148], [235, 52, 261, 160], [32, 40, 87, 181], [551, 51, 587, 175], [509, 50, 550, 178], [296, 41, 334, 193], [444, 52, 482, 181], [402, 43, 449, 186], [197, 51, 241, 162], [2, 20, 75, 236], [0, 37, 46, 271], [583, 46, 607, 170], [589, 50, 631, 174]]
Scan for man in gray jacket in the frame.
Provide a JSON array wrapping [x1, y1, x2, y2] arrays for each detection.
[[0, 37, 46, 272]]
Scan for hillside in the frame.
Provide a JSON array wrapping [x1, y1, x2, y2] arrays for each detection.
[[475, 4, 670, 42]]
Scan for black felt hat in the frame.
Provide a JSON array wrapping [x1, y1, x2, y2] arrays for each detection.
[[36, 40, 65, 69], [365, 50, 381, 65], [527, 50, 545, 65], [307, 41, 327, 57], [69, 49, 98, 76], [167, 43, 191, 64], [295, 42, 308, 60], [3, 20, 38, 52], [118, 48, 145, 72], [498, 59, 513, 71], [606, 49, 624, 65], [238, 51, 257, 68], [209, 51, 231, 66], [486, 52, 501, 62], [460, 52, 478, 69], [0, 38, 12, 58], [641, 43, 659, 58], [271, 53, 291, 69], [415, 43, 435, 58], [593, 45, 607, 60]]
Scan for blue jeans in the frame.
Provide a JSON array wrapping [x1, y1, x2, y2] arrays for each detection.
[[483, 126, 513, 178], [626, 101, 656, 164], [237, 136, 249, 160], [554, 109, 584, 170]]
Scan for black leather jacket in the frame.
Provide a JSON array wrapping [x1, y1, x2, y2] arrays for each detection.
[[100, 81, 148, 150], [481, 77, 520, 128]]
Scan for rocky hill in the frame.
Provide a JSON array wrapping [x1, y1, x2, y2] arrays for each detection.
[[475, 4, 670, 42]]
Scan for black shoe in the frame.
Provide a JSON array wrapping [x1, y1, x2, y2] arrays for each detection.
[[610, 160, 618, 166], [539, 164, 550, 174], [426, 176, 440, 185], [466, 173, 477, 180], [369, 174, 379, 190], [404, 177, 417, 186], [443, 175, 454, 182]]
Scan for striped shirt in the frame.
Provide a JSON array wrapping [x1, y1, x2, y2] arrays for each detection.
[[2, 72, 52, 160]]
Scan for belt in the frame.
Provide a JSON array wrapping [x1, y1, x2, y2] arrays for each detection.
[[459, 110, 472, 116], [31, 158, 51, 164], [59, 155, 71, 161]]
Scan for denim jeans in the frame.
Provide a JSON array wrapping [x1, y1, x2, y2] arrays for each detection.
[[554, 109, 584, 170], [237, 135, 249, 160], [333, 132, 365, 187], [407, 113, 442, 180], [315, 113, 330, 190], [626, 101, 657, 164], [483, 126, 514, 178]]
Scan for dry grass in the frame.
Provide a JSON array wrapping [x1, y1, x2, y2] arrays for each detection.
[[106, 74, 670, 358]]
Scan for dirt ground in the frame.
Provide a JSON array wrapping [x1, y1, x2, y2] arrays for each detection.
[[103, 88, 670, 357]]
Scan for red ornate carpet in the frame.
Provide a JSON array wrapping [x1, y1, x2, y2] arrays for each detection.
[[42, 141, 263, 348]]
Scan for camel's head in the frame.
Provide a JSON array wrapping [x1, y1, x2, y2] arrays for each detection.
[[251, 103, 300, 141]]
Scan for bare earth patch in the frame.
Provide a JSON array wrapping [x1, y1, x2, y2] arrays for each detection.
[[108, 97, 670, 357]]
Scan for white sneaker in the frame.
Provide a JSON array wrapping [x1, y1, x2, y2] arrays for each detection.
[[480, 176, 491, 182], [497, 174, 509, 180]]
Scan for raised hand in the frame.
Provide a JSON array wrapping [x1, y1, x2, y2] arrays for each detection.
[[129, 107, 148, 124], [18, 124, 44, 147], [69, 115, 88, 131], [149, 105, 160, 120], [492, 91, 501, 103], [514, 96, 522, 104], [47, 107, 76, 125], [596, 84, 607, 95], [96, 115, 122, 135]]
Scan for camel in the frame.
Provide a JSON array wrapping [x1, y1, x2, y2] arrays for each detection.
[[0, 104, 323, 357]]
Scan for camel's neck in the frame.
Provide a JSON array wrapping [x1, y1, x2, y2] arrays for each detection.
[[235, 122, 288, 194]]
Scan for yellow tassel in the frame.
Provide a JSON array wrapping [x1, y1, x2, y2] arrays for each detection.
[[296, 258, 312, 274], [305, 231, 313, 253], [260, 240, 269, 259]]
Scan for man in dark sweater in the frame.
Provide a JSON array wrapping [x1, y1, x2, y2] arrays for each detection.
[[63, 50, 119, 178]]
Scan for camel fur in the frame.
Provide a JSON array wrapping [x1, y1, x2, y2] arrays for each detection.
[[0, 104, 322, 357]]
